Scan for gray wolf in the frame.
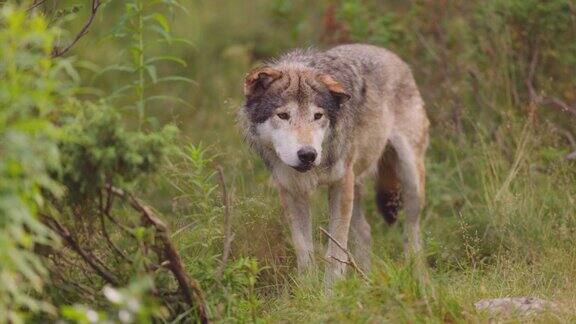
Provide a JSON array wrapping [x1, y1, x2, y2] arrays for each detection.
[[239, 44, 429, 287]]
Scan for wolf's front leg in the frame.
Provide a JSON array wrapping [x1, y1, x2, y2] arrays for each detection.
[[279, 187, 315, 273], [324, 164, 355, 289]]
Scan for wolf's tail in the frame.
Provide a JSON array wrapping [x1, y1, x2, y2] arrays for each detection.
[[375, 146, 402, 225]]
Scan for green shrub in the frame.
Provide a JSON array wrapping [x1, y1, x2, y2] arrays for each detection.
[[59, 102, 177, 203], [0, 5, 72, 321]]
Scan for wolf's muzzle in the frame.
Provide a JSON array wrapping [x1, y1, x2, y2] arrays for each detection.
[[292, 147, 317, 173], [297, 147, 317, 164]]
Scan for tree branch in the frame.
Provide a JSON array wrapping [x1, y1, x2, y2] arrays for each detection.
[[51, 0, 102, 58]]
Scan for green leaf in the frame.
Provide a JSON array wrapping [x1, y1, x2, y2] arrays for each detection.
[[107, 84, 135, 100], [149, 25, 172, 43], [156, 76, 197, 85], [91, 65, 134, 83], [54, 59, 80, 83], [145, 56, 187, 67], [157, 37, 195, 47], [152, 13, 170, 33], [146, 65, 158, 83], [144, 95, 192, 108]]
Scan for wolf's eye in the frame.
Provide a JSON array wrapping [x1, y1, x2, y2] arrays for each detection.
[[277, 113, 290, 120], [314, 113, 323, 120]]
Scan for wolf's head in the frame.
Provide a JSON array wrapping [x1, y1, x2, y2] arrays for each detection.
[[242, 65, 350, 172]]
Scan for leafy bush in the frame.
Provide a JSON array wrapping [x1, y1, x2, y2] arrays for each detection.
[[0, 5, 70, 321], [0, 4, 191, 322], [59, 102, 177, 203]]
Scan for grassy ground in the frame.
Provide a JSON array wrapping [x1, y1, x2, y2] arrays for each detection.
[[71, 0, 576, 322]]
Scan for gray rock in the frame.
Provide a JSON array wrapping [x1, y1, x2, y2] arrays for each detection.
[[475, 297, 557, 316]]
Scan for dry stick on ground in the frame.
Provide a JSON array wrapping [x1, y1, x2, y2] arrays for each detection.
[[41, 213, 121, 286], [51, 0, 102, 58], [319, 227, 368, 281], [216, 166, 235, 278], [108, 186, 208, 324]]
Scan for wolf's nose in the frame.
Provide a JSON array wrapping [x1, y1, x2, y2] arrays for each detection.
[[297, 147, 317, 164]]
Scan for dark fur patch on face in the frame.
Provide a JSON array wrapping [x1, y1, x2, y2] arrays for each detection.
[[243, 68, 347, 125], [313, 88, 341, 125], [245, 89, 285, 124]]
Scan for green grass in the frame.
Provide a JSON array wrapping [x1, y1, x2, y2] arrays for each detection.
[[160, 108, 576, 322]]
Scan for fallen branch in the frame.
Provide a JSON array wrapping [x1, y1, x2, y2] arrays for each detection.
[[319, 227, 368, 281], [51, 0, 102, 58], [108, 185, 208, 324], [216, 166, 234, 278]]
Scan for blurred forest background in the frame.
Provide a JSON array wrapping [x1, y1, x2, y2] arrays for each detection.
[[1, 0, 575, 322]]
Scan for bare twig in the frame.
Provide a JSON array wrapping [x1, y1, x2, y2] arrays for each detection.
[[50, 249, 97, 286], [319, 227, 368, 281], [525, 49, 576, 119], [41, 213, 121, 286], [98, 191, 128, 258], [51, 268, 98, 299], [170, 220, 198, 238], [541, 97, 576, 118], [51, 0, 102, 58], [546, 121, 576, 160], [101, 188, 136, 239], [216, 166, 234, 277], [108, 186, 208, 324], [548, 122, 576, 150], [27, 0, 49, 12], [526, 48, 539, 103], [99, 203, 129, 260]]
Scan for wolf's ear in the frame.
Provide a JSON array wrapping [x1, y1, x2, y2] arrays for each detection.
[[244, 66, 282, 97], [317, 74, 351, 104]]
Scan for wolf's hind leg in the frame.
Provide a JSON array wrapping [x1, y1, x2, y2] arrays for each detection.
[[390, 135, 425, 258], [350, 184, 372, 272], [279, 187, 315, 273]]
